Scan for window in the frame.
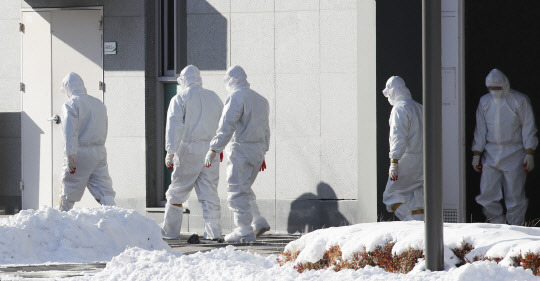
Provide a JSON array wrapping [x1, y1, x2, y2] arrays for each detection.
[[159, 0, 187, 77]]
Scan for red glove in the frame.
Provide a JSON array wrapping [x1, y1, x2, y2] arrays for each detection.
[[260, 160, 266, 172], [220, 152, 223, 162], [70, 167, 76, 174]]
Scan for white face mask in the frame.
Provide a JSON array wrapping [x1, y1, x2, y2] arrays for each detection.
[[490, 89, 505, 98]]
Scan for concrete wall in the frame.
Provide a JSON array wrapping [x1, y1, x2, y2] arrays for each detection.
[[183, 0, 360, 234], [21, 0, 148, 214], [0, 1, 22, 213]]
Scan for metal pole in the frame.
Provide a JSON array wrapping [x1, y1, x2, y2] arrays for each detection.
[[422, 0, 444, 271]]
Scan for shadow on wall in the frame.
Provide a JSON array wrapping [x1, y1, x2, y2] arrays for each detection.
[[186, 0, 228, 71], [287, 182, 350, 234]]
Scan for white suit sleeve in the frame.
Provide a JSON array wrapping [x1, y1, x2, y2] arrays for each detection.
[[62, 100, 79, 157], [518, 96, 538, 150], [210, 95, 243, 152], [472, 101, 487, 152], [388, 107, 409, 160], [165, 96, 185, 153]]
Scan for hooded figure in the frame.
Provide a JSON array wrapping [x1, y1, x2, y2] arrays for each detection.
[[472, 69, 537, 225], [382, 76, 424, 221], [58, 72, 115, 211], [161, 65, 224, 240], [204, 65, 271, 243]]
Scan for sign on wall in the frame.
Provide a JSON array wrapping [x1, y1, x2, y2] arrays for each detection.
[[104, 42, 117, 55]]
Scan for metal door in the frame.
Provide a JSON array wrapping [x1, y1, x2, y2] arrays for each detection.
[[22, 8, 103, 209]]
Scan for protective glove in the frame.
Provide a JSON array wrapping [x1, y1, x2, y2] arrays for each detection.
[[472, 155, 482, 173], [165, 153, 174, 170], [389, 162, 398, 181], [205, 150, 217, 167], [260, 160, 266, 172], [65, 155, 76, 174], [524, 154, 534, 173], [220, 152, 224, 162]]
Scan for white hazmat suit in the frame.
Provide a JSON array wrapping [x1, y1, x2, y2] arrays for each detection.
[[205, 65, 271, 243], [161, 65, 224, 239], [472, 69, 537, 225], [59, 72, 115, 211], [381, 76, 424, 221]]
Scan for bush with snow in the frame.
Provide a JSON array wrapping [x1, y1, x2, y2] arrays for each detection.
[[0, 206, 169, 264], [278, 221, 540, 276]]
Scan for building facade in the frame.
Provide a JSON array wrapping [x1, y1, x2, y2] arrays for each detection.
[[3, 0, 539, 233]]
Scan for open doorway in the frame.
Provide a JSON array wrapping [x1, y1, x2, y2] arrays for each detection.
[[465, 0, 540, 223]]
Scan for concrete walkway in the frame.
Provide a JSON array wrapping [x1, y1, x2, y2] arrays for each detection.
[[0, 234, 297, 280]]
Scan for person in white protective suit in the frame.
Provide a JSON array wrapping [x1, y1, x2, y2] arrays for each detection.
[[58, 72, 116, 211], [381, 76, 424, 221], [204, 65, 271, 243], [472, 69, 537, 225], [161, 65, 225, 240]]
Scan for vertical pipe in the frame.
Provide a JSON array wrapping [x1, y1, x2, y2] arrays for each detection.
[[422, 0, 444, 271]]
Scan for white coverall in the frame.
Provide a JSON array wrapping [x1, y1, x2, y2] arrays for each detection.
[[59, 72, 115, 211], [472, 69, 537, 225], [162, 65, 224, 239], [208, 65, 271, 242], [381, 76, 424, 221]]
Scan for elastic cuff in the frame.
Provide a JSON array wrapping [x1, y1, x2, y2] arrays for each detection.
[[527, 148, 535, 155], [473, 151, 482, 156], [391, 159, 399, 164], [211, 149, 217, 153]]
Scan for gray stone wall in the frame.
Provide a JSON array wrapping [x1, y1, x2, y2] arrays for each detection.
[[184, 0, 359, 234], [0, 1, 23, 213]]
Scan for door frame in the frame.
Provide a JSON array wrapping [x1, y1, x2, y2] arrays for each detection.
[[20, 6, 104, 209]]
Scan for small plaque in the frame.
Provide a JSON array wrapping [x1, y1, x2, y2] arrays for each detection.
[[104, 42, 117, 55]]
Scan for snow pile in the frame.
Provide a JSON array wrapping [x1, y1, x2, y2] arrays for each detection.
[[284, 221, 540, 268], [0, 206, 169, 264], [80, 246, 540, 281]]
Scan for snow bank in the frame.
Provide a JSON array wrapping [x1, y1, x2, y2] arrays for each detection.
[[80, 247, 539, 281], [0, 206, 169, 264], [284, 221, 540, 268]]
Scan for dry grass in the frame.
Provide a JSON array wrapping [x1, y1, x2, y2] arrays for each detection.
[[279, 241, 423, 274], [279, 240, 540, 276]]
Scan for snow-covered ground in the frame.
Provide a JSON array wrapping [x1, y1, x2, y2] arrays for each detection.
[[78, 246, 539, 281], [0, 206, 169, 265], [80, 221, 540, 281], [2, 208, 540, 280]]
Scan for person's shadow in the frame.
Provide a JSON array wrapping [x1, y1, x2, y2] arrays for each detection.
[[287, 182, 350, 234]]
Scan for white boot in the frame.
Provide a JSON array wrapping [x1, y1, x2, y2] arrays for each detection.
[[203, 219, 222, 240], [161, 203, 183, 239], [58, 196, 75, 212], [250, 199, 270, 237], [252, 216, 270, 238], [224, 226, 256, 243]]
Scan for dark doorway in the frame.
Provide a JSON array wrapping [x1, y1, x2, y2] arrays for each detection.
[[465, 0, 540, 223], [376, 0, 422, 221]]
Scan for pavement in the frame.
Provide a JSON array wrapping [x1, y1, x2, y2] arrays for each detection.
[[0, 234, 298, 280]]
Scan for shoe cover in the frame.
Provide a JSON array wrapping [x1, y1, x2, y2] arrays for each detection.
[[224, 228, 256, 243], [203, 219, 222, 240], [252, 217, 270, 238], [161, 203, 183, 239]]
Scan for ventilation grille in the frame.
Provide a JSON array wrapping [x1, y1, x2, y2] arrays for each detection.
[[443, 208, 458, 223]]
